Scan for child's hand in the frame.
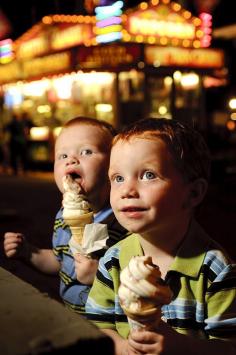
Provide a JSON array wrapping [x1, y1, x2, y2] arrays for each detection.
[[128, 320, 181, 355], [3, 232, 30, 260], [74, 253, 99, 285]]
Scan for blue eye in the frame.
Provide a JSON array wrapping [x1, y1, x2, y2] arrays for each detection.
[[142, 171, 156, 180], [80, 149, 93, 156], [59, 153, 68, 160], [114, 175, 124, 183]]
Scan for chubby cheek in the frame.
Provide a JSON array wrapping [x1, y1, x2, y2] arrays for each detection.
[[54, 165, 64, 193], [110, 187, 119, 211], [89, 161, 110, 186]]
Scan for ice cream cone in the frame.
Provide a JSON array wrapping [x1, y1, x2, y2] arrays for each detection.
[[118, 256, 173, 332], [64, 211, 93, 245], [123, 306, 161, 331]]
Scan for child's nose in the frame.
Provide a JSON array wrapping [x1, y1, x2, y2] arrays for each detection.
[[121, 180, 139, 198], [66, 155, 79, 165]]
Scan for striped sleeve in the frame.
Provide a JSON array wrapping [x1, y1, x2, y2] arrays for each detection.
[[204, 251, 236, 340], [86, 246, 121, 329]]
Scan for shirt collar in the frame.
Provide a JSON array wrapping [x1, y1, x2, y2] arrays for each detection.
[[120, 234, 144, 270], [168, 219, 211, 278], [94, 206, 113, 223], [119, 220, 210, 278]]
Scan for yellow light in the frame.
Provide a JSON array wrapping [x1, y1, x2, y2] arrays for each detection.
[[193, 18, 201, 26], [95, 104, 112, 113], [231, 113, 236, 120], [182, 39, 190, 47], [173, 71, 182, 82], [171, 38, 179, 46], [42, 16, 52, 24], [140, 2, 148, 10], [160, 37, 168, 45], [181, 73, 199, 89], [193, 40, 201, 48], [137, 61, 145, 69], [136, 35, 144, 42], [159, 105, 168, 115], [95, 25, 122, 35], [53, 127, 62, 138], [229, 98, 236, 110], [151, 0, 159, 5], [196, 29, 204, 38], [183, 11, 191, 20], [164, 76, 173, 86], [172, 3, 181, 11], [37, 105, 51, 114], [123, 33, 131, 41], [30, 127, 49, 141], [148, 36, 156, 44]]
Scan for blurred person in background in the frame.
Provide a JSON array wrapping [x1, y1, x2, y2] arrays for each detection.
[[5, 112, 33, 175], [0, 125, 9, 174]]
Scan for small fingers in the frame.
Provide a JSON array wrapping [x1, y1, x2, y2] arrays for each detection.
[[129, 330, 163, 354], [3, 233, 24, 258]]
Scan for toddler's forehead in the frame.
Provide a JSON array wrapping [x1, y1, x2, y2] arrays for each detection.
[[57, 124, 112, 150]]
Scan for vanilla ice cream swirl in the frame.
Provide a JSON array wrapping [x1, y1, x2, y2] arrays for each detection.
[[119, 256, 172, 311], [62, 175, 91, 213]]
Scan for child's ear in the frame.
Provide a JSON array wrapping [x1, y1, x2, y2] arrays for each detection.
[[186, 178, 208, 209]]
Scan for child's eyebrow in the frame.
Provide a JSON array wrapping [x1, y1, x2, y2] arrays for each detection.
[[108, 167, 116, 176]]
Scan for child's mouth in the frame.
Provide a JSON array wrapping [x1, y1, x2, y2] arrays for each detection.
[[122, 207, 145, 212], [70, 172, 81, 180], [68, 172, 82, 184]]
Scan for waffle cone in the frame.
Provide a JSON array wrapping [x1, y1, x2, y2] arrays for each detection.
[[64, 212, 93, 245], [123, 306, 161, 331]]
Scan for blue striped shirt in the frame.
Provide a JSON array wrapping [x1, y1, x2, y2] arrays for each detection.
[[52, 206, 127, 313]]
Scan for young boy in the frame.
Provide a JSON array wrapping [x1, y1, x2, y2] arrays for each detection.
[[3, 116, 127, 313], [86, 118, 236, 354]]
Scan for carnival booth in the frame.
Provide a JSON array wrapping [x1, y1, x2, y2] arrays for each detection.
[[0, 0, 226, 167]]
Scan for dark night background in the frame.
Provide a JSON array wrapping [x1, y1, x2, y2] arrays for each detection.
[[1, 1, 236, 39]]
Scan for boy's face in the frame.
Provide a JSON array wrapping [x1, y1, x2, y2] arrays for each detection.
[[54, 124, 111, 210], [109, 137, 192, 235]]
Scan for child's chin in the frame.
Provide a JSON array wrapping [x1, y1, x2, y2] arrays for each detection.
[[124, 224, 147, 234]]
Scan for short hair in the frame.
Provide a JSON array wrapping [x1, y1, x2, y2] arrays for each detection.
[[63, 116, 117, 137], [59, 116, 116, 152], [113, 118, 211, 182]]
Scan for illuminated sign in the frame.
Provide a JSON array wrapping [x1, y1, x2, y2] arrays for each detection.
[[123, 0, 209, 48], [128, 17, 195, 38], [22, 52, 71, 79], [77, 44, 141, 69], [0, 61, 21, 84], [95, 1, 124, 43], [16, 35, 49, 60], [51, 24, 94, 50], [145, 46, 224, 69]]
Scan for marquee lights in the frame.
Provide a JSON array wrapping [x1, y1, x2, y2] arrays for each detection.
[[96, 32, 122, 43], [0, 39, 13, 64], [199, 12, 212, 47], [95, 1, 124, 43]]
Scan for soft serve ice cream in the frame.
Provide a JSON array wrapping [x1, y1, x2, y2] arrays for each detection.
[[62, 174, 92, 219], [118, 255, 173, 330], [62, 175, 93, 248]]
